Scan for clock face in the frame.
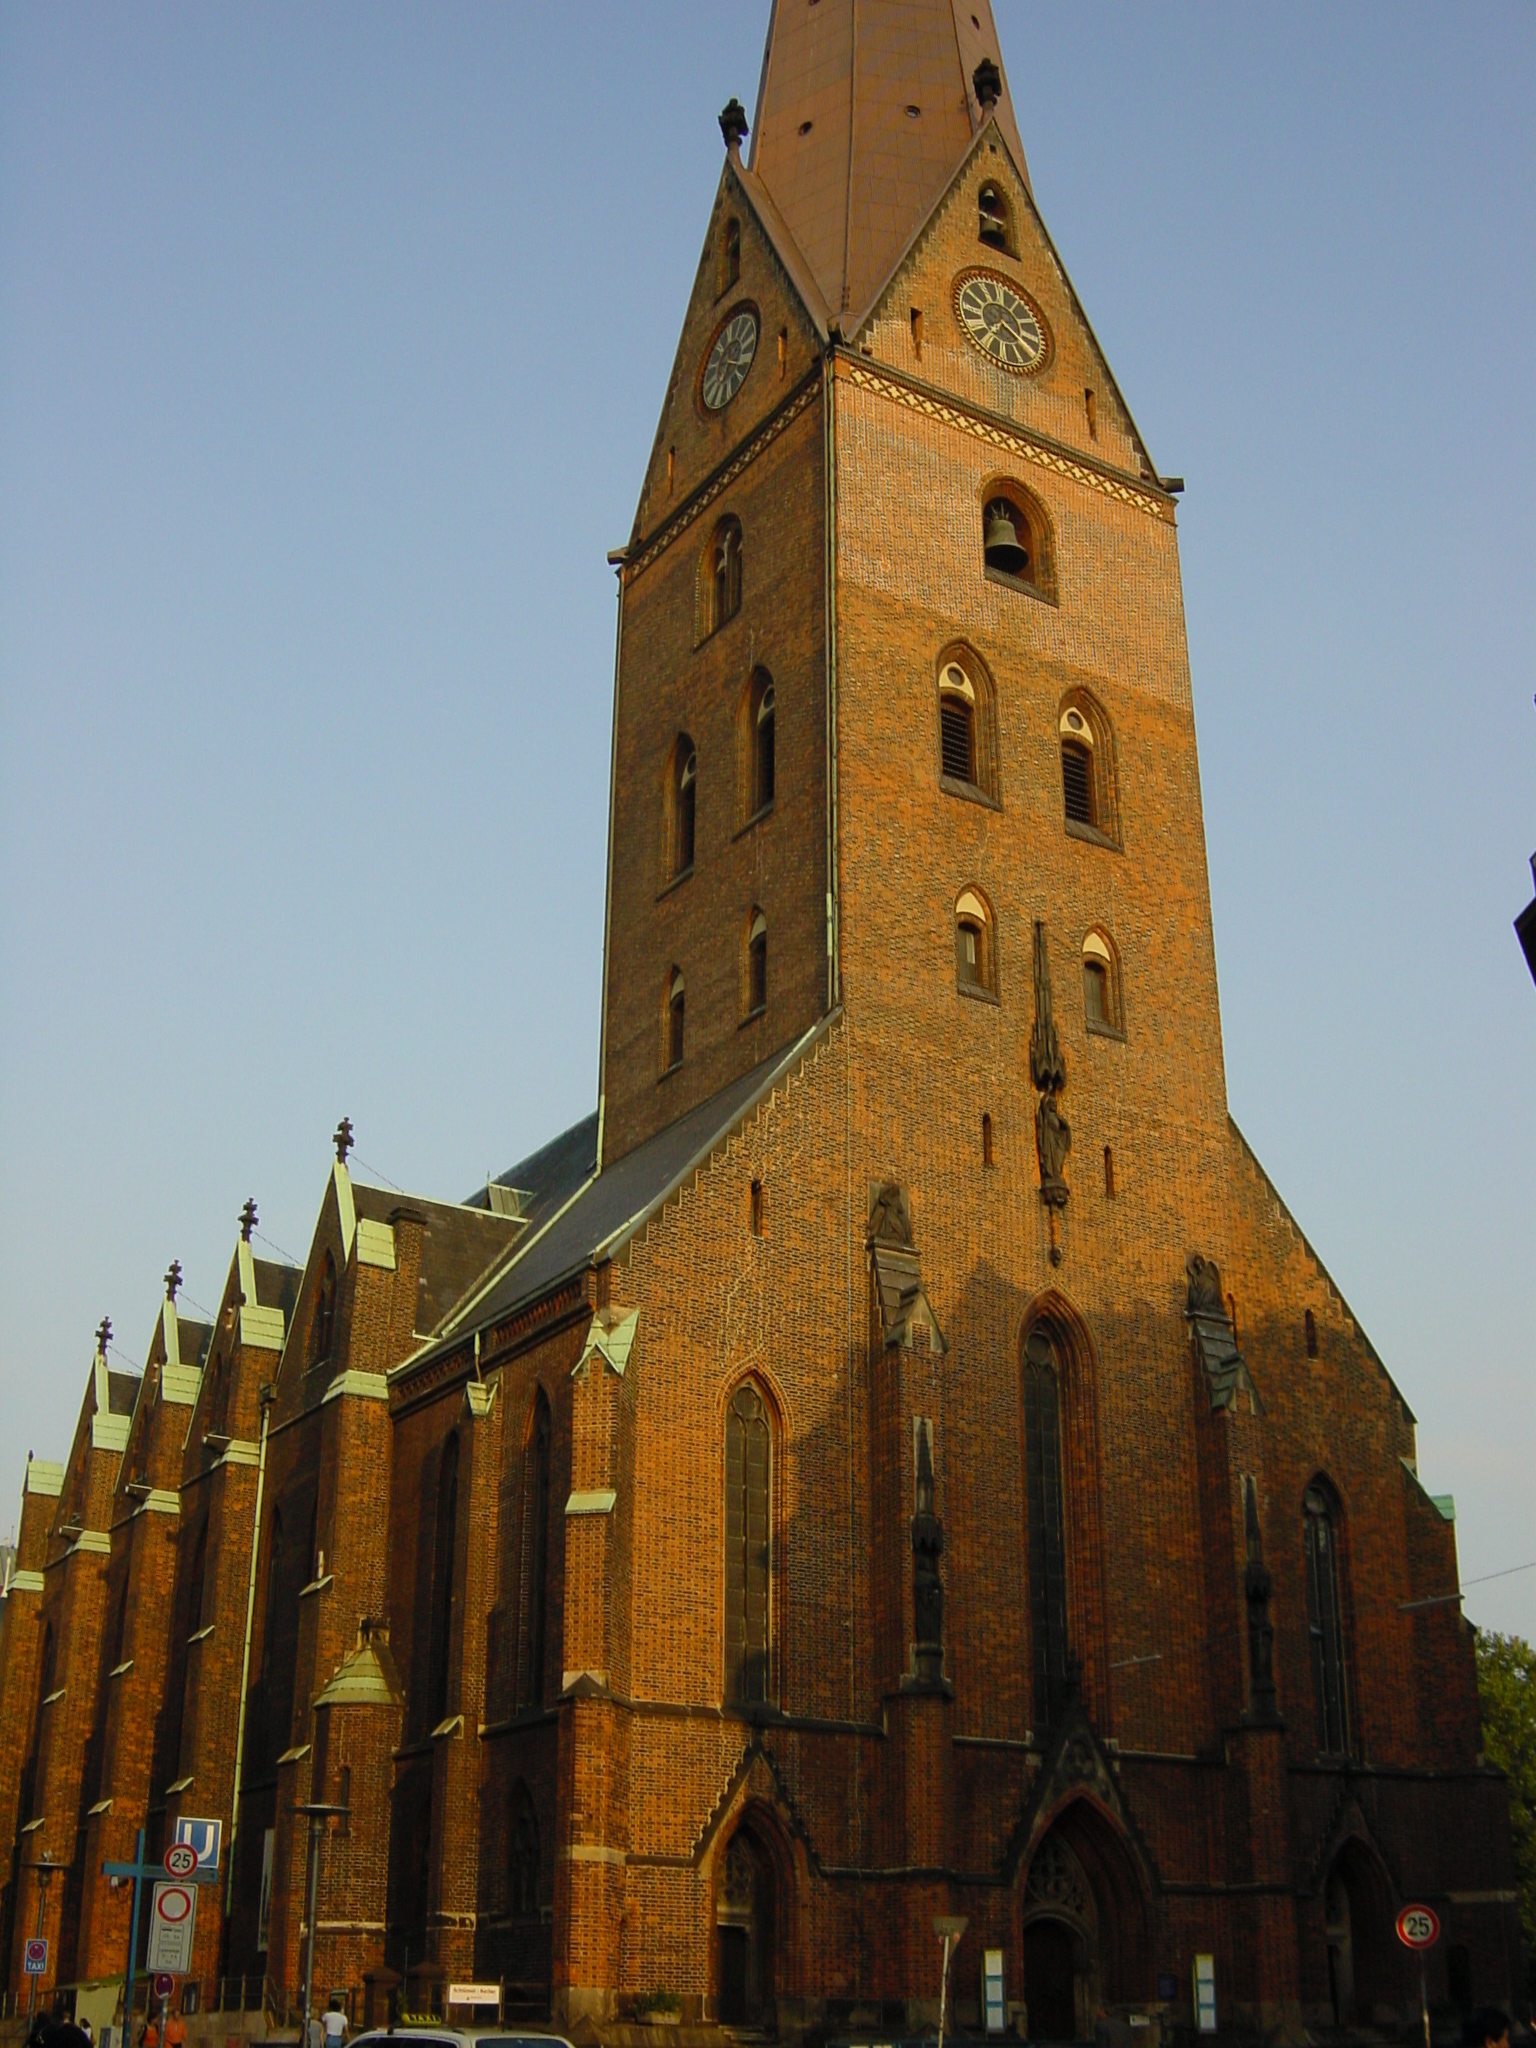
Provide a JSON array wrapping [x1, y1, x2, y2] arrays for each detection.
[[701, 307, 759, 411], [953, 271, 1048, 374]]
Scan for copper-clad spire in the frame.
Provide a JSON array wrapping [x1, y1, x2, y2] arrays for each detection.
[[748, 0, 1029, 324]]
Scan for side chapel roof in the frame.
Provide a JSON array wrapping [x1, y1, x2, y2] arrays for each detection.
[[748, 0, 1029, 323]]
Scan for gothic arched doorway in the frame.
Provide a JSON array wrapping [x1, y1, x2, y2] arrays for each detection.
[[1019, 1799, 1152, 2037], [1021, 1918, 1078, 2041], [1324, 1841, 1399, 2027], [715, 1825, 777, 2029]]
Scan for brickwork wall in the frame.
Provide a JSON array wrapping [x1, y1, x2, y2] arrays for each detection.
[[602, 185, 830, 1167]]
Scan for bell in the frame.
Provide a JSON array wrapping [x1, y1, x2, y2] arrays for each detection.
[[984, 506, 1029, 575]]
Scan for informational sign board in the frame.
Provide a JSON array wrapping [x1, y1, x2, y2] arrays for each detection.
[[23, 1937, 48, 1975], [1193, 1955, 1217, 2034], [982, 1950, 1006, 2034], [446, 1985, 501, 2010], [1396, 1905, 1441, 1950], [147, 1881, 197, 1975], [173, 1817, 223, 1885]]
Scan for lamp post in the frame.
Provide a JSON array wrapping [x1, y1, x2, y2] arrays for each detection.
[[294, 1802, 349, 2047], [26, 1854, 60, 2025]]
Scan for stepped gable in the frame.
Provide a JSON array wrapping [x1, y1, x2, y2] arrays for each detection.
[[748, 0, 1028, 323]]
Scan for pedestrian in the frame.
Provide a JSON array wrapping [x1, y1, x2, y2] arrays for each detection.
[[161, 2012, 185, 2048], [79, 2020, 94, 2045], [322, 1997, 347, 2047], [306, 2010, 322, 2048], [140, 2014, 158, 2048], [1463, 2011, 1509, 2048]]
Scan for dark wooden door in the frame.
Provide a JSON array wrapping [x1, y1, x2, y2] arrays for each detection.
[[720, 1927, 749, 2025], [1022, 1919, 1077, 2041]]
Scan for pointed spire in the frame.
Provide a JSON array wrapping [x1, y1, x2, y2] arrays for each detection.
[[95, 1314, 112, 1357], [749, 0, 1029, 322], [333, 1116, 354, 1165], [164, 1259, 182, 1303], [239, 1197, 258, 1243]]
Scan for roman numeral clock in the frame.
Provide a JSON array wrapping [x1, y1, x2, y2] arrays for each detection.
[[953, 270, 1050, 373]]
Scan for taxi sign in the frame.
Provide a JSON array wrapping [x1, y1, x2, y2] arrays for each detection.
[[23, 1937, 48, 1976]]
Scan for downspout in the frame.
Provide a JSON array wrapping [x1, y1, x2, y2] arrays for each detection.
[[823, 351, 840, 1009], [225, 1384, 272, 1923], [594, 558, 627, 1173]]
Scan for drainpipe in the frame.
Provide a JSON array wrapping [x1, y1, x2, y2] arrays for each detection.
[[225, 1384, 273, 1924]]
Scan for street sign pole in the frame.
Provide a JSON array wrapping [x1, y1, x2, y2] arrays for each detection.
[[125, 1829, 146, 2038], [25, 1857, 58, 2026], [933, 1916, 968, 2048], [104, 1827, 162, 2039], [295, 1800, 350, 2046]]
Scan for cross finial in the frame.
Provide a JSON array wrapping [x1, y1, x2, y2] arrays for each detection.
[[718, 98, 749, 154], [239, 1198, 258, 1243], [333, 1117, 354, 1164], [973, 58, 1002, 111], [164, 1259, 182, 1303], [96, 1315, 112, 1356]]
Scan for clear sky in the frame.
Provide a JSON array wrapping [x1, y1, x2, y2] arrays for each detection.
[[2, 4, 1532, 1637]]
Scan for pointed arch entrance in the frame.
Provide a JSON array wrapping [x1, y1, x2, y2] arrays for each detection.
[[1018, 1798, 1152, 2038], [713, 1809, 788, 2029], [1323, 1839, 1400, 2026]]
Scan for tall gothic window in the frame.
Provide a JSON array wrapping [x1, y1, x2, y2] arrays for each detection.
[[311, 1252, 337, 1363], [520, 1392, 552, 1708], [509, 1781, 540, 1918], [666, 736, 697, 879], [724, 1383, 772, 1705], [428, 1433, 460, 1729], [1023, 1328, 1070, 1731], [665, 968, 686, 1072], [707, 516, 742, 633], [1303, 1480, 1350, 1755]]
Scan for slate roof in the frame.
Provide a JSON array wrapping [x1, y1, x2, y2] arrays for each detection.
[[346, 1182, 525, 1343], [253, 1256, 303, 1322], [107, 1370, 141, 1415], [417, 1019, 832, 1364]]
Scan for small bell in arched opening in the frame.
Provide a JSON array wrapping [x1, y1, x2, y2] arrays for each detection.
[[984, 501, 1029, 576]]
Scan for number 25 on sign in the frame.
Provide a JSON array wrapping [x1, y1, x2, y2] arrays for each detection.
[[1396, 1905, 1440, 1950]]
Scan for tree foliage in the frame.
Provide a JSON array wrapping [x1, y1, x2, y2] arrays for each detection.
[[1476, 1629, 1536, 1952]]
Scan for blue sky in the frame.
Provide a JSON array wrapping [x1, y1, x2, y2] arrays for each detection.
[[2, 4, 1532, 1637]]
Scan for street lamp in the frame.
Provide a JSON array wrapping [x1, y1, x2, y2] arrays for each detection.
[[294, 1802, 350, 2046], [25, 1853, 60, 2026]]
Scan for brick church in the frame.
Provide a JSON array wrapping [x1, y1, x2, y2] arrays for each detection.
[[1, 4, 1523, 2040]]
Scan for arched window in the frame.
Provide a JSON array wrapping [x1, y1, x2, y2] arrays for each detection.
[[982, 1112, 994, 1166], [1058, 692, 1118, 843], [939, 664, 976, 784], [936, 649, 999, 802], [1305, 1309, 1318, 1359], [724, 1382, 773, 1705], [744, 910, 768, 1017], [743, 669, 775, 817], [1081, 929, 1122, 1036], [977, 182, 1013, 254], [982, 485, 1055, 599], [720, 217, 741, 295], [1303, 1480, 1350, 1755], [702, 515, 743, 636], [310, 1252, 336, 1364], [519, 1392, 552, 1709], [955, 887, 997, 997], [1023, 1328, 1070, 1732], [428, 1433, 460, 1729], [662, 735, 697, 882], [664, 968, 685, 1073]]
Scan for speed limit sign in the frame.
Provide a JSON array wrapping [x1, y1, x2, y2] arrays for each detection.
[[1396, 1904, 1441, 1950], [163, 1842, 198, 1879]]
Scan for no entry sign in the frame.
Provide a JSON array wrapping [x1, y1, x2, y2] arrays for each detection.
[[1396, 1904, 1441, 1951]]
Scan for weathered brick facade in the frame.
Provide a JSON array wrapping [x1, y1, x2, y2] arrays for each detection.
[[1, 3, 1522, 2040]]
